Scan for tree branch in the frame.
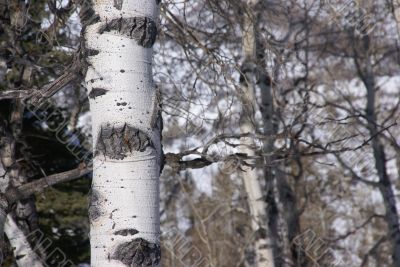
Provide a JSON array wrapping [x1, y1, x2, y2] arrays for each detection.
[[5, 164, 91, 204], [0, 53, 84, 105]]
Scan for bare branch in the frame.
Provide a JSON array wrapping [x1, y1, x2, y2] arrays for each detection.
[[5, 164, 91, 204], [0, 53, 84, 104]]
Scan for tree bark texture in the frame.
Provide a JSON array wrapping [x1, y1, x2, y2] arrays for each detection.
[[82, 1, 163, 266]]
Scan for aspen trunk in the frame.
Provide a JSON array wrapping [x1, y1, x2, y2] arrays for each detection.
[[0, 159, 7, 261], [82, 1, 163, 266], [257, 31, 297, 267], [0, 146, 42, 266], [239, 2, 275, 266], [4, 214, 44, 267], [9, 102, 40, 236], [364, 70, 400, 265], [259, 73, 294, 267], [393, 0, 400, 28], [356, 33, 400, 265]]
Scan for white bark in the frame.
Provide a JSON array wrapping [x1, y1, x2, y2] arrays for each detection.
[[0, 159, 43, 267], [83, 1, 162, 266], [0, 197, 6, 258], [4, 214, 44, 267], [258, 31, 296, 267], [239, 2, 275, 266], [239, 129, 275, 267], [394, 0, 400, 30], [0, 122, 11, 261]]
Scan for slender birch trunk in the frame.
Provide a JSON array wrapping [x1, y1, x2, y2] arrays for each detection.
[[355, 34, 400, 264], [365, 77, 400, 265], [393, 0, 400, 30], [0, 119, 43, 266], [0, 200, 6, 263], [4, 214, 44, 267], [0, 118, 10, 261], [239, 2, 275, 266], [364, 72, 400, 265], [2, 0, 40, 242], [9, 101, 39, 235], [259, 71, 295, 267], [0, 160, 7, 262], [257, 31, 298, 267], [82, 1, 163, 266]]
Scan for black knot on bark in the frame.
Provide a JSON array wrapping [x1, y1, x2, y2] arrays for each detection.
[[98, 17, 158, 48], [112, 238, 161, 266], [95, 123, 153, 160]]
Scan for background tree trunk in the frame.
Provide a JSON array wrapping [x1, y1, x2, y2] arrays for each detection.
[[4, 214, 44, 267], [0, 137, 42, 266], [239, 1, 275, 266], [356, 40, 400, 264]]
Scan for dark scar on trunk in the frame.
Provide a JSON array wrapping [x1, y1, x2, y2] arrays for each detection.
[[86, 49, 100, 56], [79, 0, 100, 27], [98, 17, 157, 48], [89, 88, 108, 99], [95, 123, 153, 160], [114, 228, 139, 236], [155, 0, 161, 4], [88, 189, 102, 222], [111, 238, 161, 266], [15, 254, 26, 260], [114, 0, 123, 10]]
